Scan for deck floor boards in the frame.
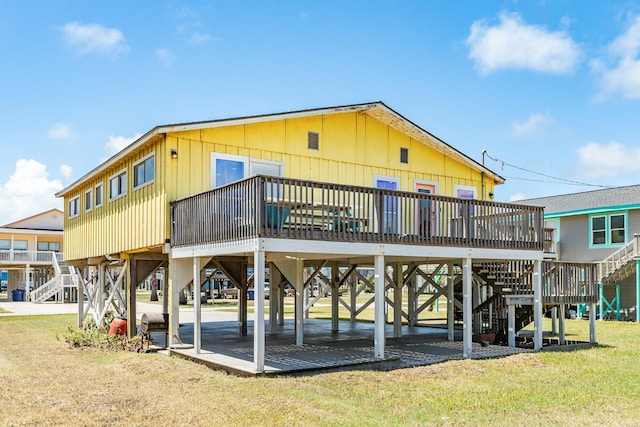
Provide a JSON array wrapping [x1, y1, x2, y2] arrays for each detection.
[[166, 319, 534, 376]]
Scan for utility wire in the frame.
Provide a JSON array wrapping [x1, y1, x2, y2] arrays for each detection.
[[483, 151, 611, 189]]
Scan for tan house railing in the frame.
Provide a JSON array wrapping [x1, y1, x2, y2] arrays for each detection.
[[171, 175, 544, 250]]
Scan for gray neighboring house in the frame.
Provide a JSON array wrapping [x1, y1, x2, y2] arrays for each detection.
[[520, 185, 640, 321]]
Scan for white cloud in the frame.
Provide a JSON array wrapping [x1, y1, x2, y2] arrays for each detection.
[[48, 123, 72, 139], [0, 160, 63, 225], [188, 32, 214, 45], [466, 12, 580, 74], [591, 15, 640, 100], [105, 133, 143, 155], [511, 113, 553, 137], [61, 22, 129, 57], [509, 192, 527, 202], [575, 141, 640, 179], [155, 48, 175, 67], [60, 164, 73, 179]]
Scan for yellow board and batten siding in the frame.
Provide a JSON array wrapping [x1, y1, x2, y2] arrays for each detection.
[[62, 109, 494, 261], [62, 141, 169, 261]]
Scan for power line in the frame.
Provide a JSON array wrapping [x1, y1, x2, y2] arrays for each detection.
[[483, 151, 610, 189]]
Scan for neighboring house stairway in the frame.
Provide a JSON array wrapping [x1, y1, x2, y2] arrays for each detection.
[[598, 234, 640, 285], [30, 258, 80, 303]]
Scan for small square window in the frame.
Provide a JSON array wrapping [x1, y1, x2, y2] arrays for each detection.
[[400, 147, 409, 164], [308, 132, 319, 150]]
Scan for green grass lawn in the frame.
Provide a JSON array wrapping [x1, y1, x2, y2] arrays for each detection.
[[1, 311, 639, 425]]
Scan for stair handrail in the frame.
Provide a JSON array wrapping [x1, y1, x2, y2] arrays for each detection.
[[598, 234, 640, 281], [30, 275, 62, 303], [51, 251, 61, 276]]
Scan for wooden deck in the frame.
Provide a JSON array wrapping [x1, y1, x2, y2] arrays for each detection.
[[167, 319, 535, 376]]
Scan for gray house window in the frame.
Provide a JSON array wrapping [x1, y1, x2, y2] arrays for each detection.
[[590, 213, 626, 247]]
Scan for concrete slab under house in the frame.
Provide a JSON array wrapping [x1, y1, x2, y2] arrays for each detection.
[[54, 102, 598, 374]]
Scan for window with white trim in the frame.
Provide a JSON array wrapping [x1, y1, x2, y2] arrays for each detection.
[[69, 196, 80, 218], [95, 183, 104, 208], [133, 153, 155, 189], [591, 212, 627, 247], [109, 169, 127, 201], [13, 240, 27, 251], [0, 240, 9, 250], [84, 189, 92, 212], [38, 242, 60, 252]]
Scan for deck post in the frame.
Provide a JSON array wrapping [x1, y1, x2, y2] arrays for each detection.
[[294, 260, 304, 346], [447, 262, 455, 341], [374, 255, 385, 359], [269, 262, 279, 334], [253, 250, 265, 373], [533, 260, 543, 350], [193, 256, 201, 353], [408, 265, 418, 327], [558, 304, 565, 345], [589, 302, 597, 343], [278, 274, 285, 326], [636, 260, 640, 322], [551, 307, 557, 335], [97, 262, 105, 319], [168, 257, 189, 348], [77, 268, 84, 328], [331, 263, 339, 333], [350, 269, 357, 322], [462, 257, 473, 358], [507, 304, 515, 347], [393, 262, 403, 338], [598, 283, 604, 322]]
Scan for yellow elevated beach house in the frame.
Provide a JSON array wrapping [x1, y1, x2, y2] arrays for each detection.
[[56, 102, 597, 374]]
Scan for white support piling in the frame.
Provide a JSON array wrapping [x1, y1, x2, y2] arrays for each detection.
[[294, 260, 304, 346], [533, 260, 543, 351], [462, 258, 473, 358], [253, 250, 266, 373], [558, 304, 566, 345], [193, 257, 201, 353], [393, 262, 403, 338], [589, 302, 597, 344], [447, 263, 455, 341], [374, 255, 385, 359]]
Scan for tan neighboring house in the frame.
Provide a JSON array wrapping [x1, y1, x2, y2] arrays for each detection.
[[0, 209, 74, 302]]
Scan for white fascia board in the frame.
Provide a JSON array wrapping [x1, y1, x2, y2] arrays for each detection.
[[171, 238, 544, 262], [159, 103, 380, 133], [56, 128, 161, 198]]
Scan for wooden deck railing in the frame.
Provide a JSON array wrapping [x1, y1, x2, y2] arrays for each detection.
[[542, 261, 599, 303], [171, 175, 545, 250]]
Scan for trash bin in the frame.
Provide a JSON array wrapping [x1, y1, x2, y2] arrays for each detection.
[[247, 290, 254, 300], [12, 289, 25, 301]]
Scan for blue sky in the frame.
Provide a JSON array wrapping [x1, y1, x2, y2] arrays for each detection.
[[2, 1, 640, 225]]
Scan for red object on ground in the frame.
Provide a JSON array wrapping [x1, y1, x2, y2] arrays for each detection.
[[108, 317, 127, 336]]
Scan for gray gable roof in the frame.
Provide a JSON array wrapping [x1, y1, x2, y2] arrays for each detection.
[[518, 184, 640, 215]]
